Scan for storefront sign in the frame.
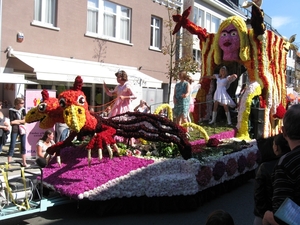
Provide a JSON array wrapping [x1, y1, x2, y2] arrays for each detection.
[[25, 89, 56, 159]]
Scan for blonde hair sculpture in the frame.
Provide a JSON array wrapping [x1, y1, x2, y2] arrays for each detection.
[[213, 16, 251, 65]]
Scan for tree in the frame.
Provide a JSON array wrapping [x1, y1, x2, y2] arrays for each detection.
[[93, 39, 107, 62], [161, 7, 199, 103]]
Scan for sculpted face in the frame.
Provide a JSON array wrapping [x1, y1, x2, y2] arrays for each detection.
[[59, 89, 87, 132], [218, 24, 240, 61]]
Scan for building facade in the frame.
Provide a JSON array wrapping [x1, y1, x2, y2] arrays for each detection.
[[0, 0, 182, 114]]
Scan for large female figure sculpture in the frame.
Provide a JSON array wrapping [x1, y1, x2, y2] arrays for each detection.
[[172, 3, 296, 139]]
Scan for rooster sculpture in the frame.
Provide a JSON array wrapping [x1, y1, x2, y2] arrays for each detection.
[[26, 76, 192, 167]]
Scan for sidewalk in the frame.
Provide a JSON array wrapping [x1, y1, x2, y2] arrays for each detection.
[[0, 144, 37, 178], [0, 144, 36, 164]]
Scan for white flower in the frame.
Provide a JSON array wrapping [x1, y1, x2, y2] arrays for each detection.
[[78, 193, 84, 199], [83, 192, 89, 198]]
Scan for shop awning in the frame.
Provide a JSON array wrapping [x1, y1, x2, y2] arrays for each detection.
[[9, 50, 162, 88], [0, 73, 38, 84]]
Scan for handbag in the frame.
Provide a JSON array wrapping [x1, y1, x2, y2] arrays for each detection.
[[19, 124, 26, 135]]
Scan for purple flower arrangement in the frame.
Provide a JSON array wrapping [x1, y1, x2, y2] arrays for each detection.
[[40, 127, 259, 199], [42, 146, 154, 199], [190, 128, 237, 146]]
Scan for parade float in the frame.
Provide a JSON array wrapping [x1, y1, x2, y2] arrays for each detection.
[[16, 76, 260, 215], [1, 1, 295, 218]]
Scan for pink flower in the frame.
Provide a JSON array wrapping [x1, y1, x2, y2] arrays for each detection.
[[133, 149, 141, 156], [126, 149, 133, 156], [246, 152, 257, 168], [238, 155, 247, 173], [42, 146, 154, 199], [196, 166, 212, 186], [213, 161, 226, 180], [206, 138, 220, 147], [226, 158, 238, 176]]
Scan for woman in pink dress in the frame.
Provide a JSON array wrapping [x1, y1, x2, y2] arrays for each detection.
[[103, 70, 136, 117]]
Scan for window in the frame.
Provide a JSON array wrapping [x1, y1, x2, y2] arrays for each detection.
[[34, 0, 57, 27], [206, 13, 220, 33], [87, 0, 131, 43], [193, 7, 204, 27], [193, 49, 201, 65], [150, 16, 162, 49], [288, 50, 293, 58], [286, 66, 295, 86]]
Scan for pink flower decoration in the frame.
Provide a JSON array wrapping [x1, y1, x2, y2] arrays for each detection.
[[213, 161, 226, 180], [190, 129, 237, 145], [238, 155, 247, 173], [196, 166, 212, 186], [246, 152, 257, 168], [133, 149, 141, 156], [226, 158, 238, 176], [206, 138, 220, 147]]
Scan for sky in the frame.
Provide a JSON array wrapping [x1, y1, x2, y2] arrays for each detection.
[[261, 0, 300, 42]]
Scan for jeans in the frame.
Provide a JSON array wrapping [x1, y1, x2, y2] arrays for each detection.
[[60, 128, 69, 142], [8, 132, 26, 156]]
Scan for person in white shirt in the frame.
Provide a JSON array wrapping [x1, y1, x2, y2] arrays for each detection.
[[134, 100, 150, 113], [36, 130, 55, 168], [206, 66, 237, 126]]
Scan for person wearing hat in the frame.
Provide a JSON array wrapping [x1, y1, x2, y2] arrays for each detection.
[[103, 70, 136, 117]]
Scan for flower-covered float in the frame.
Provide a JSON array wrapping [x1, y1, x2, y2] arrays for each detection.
[[25, 2, 298, 212], [24, 76, 260, 214]]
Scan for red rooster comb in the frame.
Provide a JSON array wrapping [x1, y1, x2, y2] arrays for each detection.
[[72, 76, 83, 91], [41, 89, 49, 102]]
